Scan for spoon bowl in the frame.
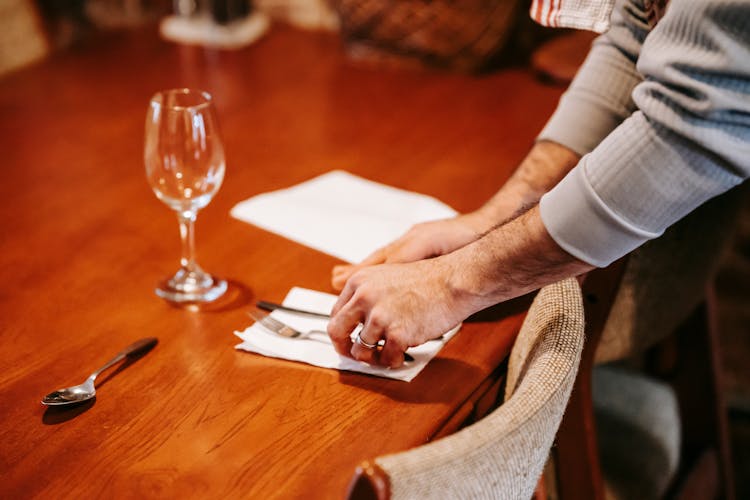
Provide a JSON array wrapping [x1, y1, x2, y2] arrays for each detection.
[[42, 338, 157, 406], [42, 379, 96, 406]]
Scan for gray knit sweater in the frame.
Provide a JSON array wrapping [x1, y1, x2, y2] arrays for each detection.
[[538, 0, 750, 267]]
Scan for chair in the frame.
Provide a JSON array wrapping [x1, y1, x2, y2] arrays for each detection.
[[592, 365, 682, 499], [347, 278, 585, 499], [332, 0, 522, 72], [552, 187, 744, 500]]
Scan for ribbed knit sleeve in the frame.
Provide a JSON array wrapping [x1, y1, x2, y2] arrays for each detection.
[[538, 0, 647, 155], [540, 0, 750, 267]]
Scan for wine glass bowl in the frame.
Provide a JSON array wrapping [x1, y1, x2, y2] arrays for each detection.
[[144, 88, 227, 303]]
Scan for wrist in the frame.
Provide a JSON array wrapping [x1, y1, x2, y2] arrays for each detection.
[[459, 209, 496, 236], [441, 206, 593, 315], [437, 241, 498, 319], [505, 141, 582, 208]]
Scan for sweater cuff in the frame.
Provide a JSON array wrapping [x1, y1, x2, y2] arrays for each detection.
[[539, 162, 662, 268]]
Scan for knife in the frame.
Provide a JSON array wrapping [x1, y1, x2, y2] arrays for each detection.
[[256, 300, 331, 318]]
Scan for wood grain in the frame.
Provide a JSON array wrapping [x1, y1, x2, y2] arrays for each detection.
[[0, 24, 563, 499]]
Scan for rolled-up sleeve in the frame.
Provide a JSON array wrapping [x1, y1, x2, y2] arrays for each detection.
[[538, 0, 648, 155], [540, 0, 750, 267]]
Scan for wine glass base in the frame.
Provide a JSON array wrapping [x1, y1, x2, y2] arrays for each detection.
[[155, 273, 227, 304]]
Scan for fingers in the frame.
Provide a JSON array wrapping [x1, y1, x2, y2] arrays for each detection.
[[350, 320, 383, 366], [328, 282, 408, 368], [330, 274, 357, 317], [332, 220, 458, 291], [359, 246, 390, 267], [329, 277, 383, 364], [378, 330, 408, 369], [331, 247, 389, 291], [331, 264, 357, 292], [348, 316, 408, 368], [327, 280, 361, 357], [329, 265, 416, 368]]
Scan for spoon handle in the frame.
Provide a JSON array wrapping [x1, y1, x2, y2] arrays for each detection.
[[91, 337, 159, 380], [118, 337, 159, 358]]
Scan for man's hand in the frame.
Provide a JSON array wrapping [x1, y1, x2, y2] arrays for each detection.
[[327, 207, 593, 369], [331, 212, 490, 292], [327, 258, 469, 369], [331, 142, 581, 292]]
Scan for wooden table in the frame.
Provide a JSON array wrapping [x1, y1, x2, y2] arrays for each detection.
[[0, 24, 563, 499]]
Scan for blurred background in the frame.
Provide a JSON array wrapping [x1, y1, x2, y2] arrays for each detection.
[[1, 0, 748, 495], [1, 0, 567, 75]]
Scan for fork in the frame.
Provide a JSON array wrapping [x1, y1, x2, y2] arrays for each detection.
[[248, 310, 414, 362], [247, 310, 329, 341]]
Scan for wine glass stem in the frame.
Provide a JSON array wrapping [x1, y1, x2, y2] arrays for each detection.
[[177, 211, 199, 272]]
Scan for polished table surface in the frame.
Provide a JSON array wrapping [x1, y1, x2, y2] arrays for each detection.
[[0, 24, 563, 499]]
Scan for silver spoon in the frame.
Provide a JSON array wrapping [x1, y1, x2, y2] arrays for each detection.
[[41, 337, 158, 406]]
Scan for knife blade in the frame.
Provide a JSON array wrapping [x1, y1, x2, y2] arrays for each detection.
[[256, 300, 331, 318]]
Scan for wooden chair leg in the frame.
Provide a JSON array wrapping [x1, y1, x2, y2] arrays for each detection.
[[533, 473, 548, 500], [553, 261, 626, 500], [647, 288, 735, 500], [554, 367, 605, 500]]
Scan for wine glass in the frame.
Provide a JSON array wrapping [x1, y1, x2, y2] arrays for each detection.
[[144, 88, 227, 303]]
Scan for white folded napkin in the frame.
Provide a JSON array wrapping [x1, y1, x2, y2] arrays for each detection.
[[235, 287, 460, 382], [230, 170, 458, 263]]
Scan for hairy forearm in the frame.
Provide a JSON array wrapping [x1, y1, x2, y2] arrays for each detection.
[[474, 141, 581, 227], [441, 205, 593, 315]]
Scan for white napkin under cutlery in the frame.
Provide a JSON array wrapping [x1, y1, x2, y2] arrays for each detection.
[[235, 287, 460, 382]]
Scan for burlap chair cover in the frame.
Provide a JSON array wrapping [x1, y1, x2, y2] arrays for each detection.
[[590, 188, 744, 499], [596, 187, 744, 363], [373, 278, 585, 499]]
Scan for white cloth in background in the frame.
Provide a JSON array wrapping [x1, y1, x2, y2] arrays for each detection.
[[230, 170, 457, 264]]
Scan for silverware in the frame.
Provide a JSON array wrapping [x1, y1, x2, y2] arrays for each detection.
[[248, 311, 414, 362], [257, 300, 443, 342], [248, 310, 329, 341], [41, 337, 158, 406], [256, 300, 331, 318]]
